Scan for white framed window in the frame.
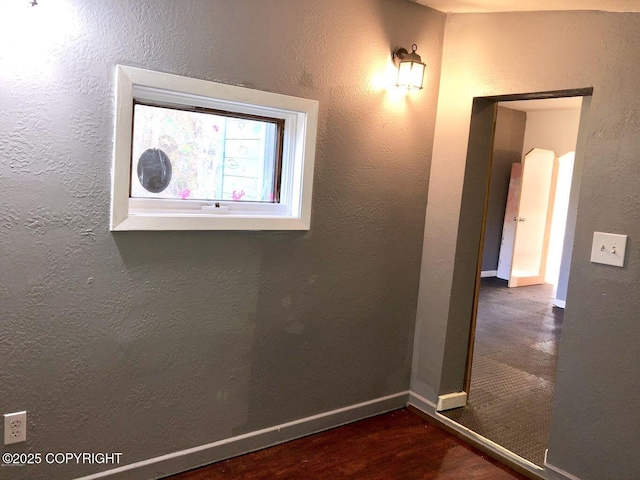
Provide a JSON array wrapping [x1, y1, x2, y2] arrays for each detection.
[[110, 65, 318, 231]]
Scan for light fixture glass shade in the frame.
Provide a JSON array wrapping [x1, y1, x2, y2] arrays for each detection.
[[393, 44, 426, 90], [396, 61, 425, 89]]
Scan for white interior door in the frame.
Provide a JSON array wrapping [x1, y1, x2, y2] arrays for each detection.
[[497, 163, 522, 280], [508, 148, 557, 287], [545, 151, 575, 286]]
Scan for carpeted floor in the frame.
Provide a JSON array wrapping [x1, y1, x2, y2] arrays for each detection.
[[442, 277, 563, 466]]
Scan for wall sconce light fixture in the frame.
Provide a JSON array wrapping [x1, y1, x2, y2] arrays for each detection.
[[392, 44, 426, 90]]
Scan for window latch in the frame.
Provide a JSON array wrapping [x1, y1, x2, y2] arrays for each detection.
[[201, 203, 229, 213]]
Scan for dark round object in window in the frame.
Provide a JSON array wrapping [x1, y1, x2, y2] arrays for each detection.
[[137, 148, 172, 193]]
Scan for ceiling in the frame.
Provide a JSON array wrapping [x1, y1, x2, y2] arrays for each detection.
[[416, 0, 640, 13]]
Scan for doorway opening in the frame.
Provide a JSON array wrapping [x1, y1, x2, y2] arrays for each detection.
[[441, 92, 592, 467]]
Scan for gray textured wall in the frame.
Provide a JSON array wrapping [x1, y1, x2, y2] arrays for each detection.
[[0, 1, 445, 478], [481, 106, 525, 272], [413, 11, 640, 480]]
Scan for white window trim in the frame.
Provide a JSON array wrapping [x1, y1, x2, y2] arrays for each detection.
[[110, 65, 319, 231]]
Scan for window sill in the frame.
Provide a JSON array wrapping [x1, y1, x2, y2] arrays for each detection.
[[112, 198, 305, 231], [112, 214, 309, 231]]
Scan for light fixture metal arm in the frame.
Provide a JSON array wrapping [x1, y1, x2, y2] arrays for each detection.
[[392, 44, 423, 66]]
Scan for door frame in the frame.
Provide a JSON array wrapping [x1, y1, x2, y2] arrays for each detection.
[[457, 89, 593, 393]]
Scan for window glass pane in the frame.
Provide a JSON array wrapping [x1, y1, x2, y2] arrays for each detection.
[[131, 104, 279, 202]]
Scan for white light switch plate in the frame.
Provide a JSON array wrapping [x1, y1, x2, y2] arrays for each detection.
[[590, 232, 627, 267]]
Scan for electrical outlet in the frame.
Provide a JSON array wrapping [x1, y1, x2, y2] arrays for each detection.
[[4, 411, 27, 445]]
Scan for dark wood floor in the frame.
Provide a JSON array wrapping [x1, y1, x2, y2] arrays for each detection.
[[167, 409, 527, 479]]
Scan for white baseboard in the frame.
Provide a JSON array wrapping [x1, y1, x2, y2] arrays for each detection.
[[407, 391, 544, 478], [408, 391, 437, 412], [481, 270, 498, 278], [544, 461, 583, 480], [436, 391, 467, 411], [553, 299, 566, 308], [74, 391, 409, 480]]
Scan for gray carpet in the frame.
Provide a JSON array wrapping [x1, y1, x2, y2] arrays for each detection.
[[442, 277, 563, 466]]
